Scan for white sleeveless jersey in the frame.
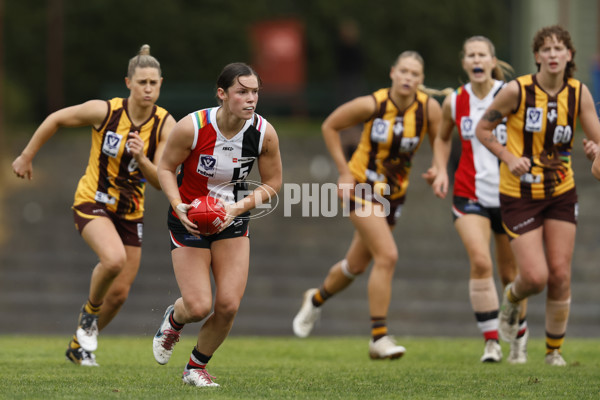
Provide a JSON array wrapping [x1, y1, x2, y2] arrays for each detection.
[[177, 107, 267, 205], [451, 80, 506, 208]]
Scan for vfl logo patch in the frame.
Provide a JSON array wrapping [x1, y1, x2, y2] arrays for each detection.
[[371, 118, 390, 143], [525, 107, 543, 132], [102, 131, 123, 158], [197, 155, 217, 177], [460, 117, 475, 140]]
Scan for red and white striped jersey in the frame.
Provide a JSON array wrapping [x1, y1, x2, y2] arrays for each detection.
[[177, 107, 267, 205], [452, 80, 505, 207]]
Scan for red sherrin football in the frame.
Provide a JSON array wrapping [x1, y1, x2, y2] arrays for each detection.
[[187, 196, 227, 235]]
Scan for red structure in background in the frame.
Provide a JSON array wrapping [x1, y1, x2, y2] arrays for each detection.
[[250, 19, 306, 115]]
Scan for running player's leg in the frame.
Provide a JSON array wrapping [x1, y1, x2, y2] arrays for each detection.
[[349, 203, 404, 359], [74, 217, 127, 352], [543, 218, 575, 366], [494, 232, 528, 363], [180, 236, 249, 386], [499, 227, 546, 341], [98, 245, 141, 330], [194, 236, 249, 354], [454, 214, 501, 362], [323, 231, 373, 296], [153, 245, 212, 366], [293, 228, 372, 338]]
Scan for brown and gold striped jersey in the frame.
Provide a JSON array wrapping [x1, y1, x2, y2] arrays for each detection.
[[348, 88, 429, 202], [73, 98, 170, 219], [500, 74, 581, 199]]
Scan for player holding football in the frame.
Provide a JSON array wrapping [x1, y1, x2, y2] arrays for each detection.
[[12, 45, 176, 366], [153, 62, 282, 387]]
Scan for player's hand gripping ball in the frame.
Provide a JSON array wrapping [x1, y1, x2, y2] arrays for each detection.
[[187, 196, 227, 235]]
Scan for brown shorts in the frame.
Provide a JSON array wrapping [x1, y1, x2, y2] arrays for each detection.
[[343, 194, 404, 226], [73, 203, 144, 247], [500, 188, 578, 238]]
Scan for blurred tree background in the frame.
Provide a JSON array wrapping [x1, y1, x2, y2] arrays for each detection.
[[2, 0, 514, 124]]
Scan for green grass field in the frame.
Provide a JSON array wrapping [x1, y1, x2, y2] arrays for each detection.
[[1, 335, 599, 399]]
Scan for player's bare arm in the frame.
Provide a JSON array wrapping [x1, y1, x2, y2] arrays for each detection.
[[476, 81, 530, 176], [421, 97, 442, 185], [476, 83, 514, 158], [157, 115, 196, 229], [323, 95, 375, 197], [430, 94, 455, 198], [578, 84, 600, 161], [322, 96, 375, 174], [12, 100, 108, 180], [229, 123, 282, 219]]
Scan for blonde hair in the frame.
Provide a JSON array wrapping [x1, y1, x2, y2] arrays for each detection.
[[462, 36, 514, 81], [394, 51, 453, 98], [127, 44, 161, 78]]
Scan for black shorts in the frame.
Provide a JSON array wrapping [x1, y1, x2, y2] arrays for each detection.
[[167, 207, 250, 250], [500, 188, 578, 238], [452, 196, 505, 234], [73, 203, 143, 247]]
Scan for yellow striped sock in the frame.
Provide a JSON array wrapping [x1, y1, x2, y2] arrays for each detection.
[[84, 300, 102, 315], [371, 317, 387, 340], [69, 335, 81, 349], [545, 333, 565, 354]]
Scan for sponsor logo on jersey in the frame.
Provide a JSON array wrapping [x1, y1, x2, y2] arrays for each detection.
[[365, 169, 386, 183], [222, 146, 234, 151], [520, 173, 542, 184], [547, 108, 557, 123], [94, 191, 116, 205]]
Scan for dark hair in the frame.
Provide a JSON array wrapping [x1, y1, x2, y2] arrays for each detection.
[[216, 62, 262, 105], [461, 36, 513, 81], [532, 25, 576, 79], [127, 44, 161, 78]]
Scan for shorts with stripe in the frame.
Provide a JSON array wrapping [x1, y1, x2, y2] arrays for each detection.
[[500, 188, 578, 238], [73, 202, 143, 247], [452, 196, 505, 234], [167, 208, 250, 250]]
